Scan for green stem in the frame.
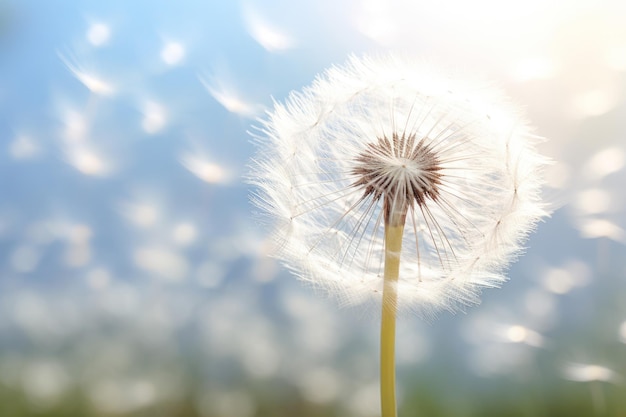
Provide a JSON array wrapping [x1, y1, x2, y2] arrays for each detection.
[[380, 221, 405, 417]]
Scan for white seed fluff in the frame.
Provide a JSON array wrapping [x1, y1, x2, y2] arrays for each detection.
[[249, 55, 548, 316]]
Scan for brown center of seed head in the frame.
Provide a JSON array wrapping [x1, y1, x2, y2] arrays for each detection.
[[351, 132, 443, 224]]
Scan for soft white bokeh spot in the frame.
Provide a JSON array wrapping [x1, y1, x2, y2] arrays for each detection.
[[584, 147, 625, 180], [134, 247, 189, 282], [9, 135, 42, 160], [575, 189, 611, 215], [141, 101, 168, 134], [242, 6, 295, 52], [161, 41, 185, 65], [563, 363, 620, 383], [180, 152, 230, 184], [86, 23, 111, 46]]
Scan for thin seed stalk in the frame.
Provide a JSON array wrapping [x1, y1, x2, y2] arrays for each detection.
[[380, 209, 406, 417]]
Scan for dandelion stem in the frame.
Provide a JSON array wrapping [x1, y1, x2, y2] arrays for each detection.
[[380, 216, 405, 417]]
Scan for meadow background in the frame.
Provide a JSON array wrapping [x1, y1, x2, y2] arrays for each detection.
[[1, 1, 626, 416]]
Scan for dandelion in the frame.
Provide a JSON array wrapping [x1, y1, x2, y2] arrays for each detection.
[[249, 55, 547, 416]]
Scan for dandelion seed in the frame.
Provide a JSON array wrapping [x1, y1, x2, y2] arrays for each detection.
[[180, 152, 231, 184], [59, 54, 115, 96], [242, 6, 295, 52], [199, 73, 264, 117], [249, 55, 548, 417], [8, 134, 42, 160]]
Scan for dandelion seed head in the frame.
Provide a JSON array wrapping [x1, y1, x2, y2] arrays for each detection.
[[250, 55, 548, 315]]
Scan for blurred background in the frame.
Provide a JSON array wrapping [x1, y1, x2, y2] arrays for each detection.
[[1, 0, 626, 416]]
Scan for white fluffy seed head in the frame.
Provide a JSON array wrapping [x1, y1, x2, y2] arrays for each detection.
[[249, 55, 548, 317]]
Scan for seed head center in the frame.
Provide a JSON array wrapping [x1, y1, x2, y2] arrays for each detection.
[[351, 132, 443, 212]]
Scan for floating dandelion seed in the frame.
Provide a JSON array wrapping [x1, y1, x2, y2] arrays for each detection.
[[199, 75, 263, 117], [59, 53, 115, 96], [249, 55, 547, 417]]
